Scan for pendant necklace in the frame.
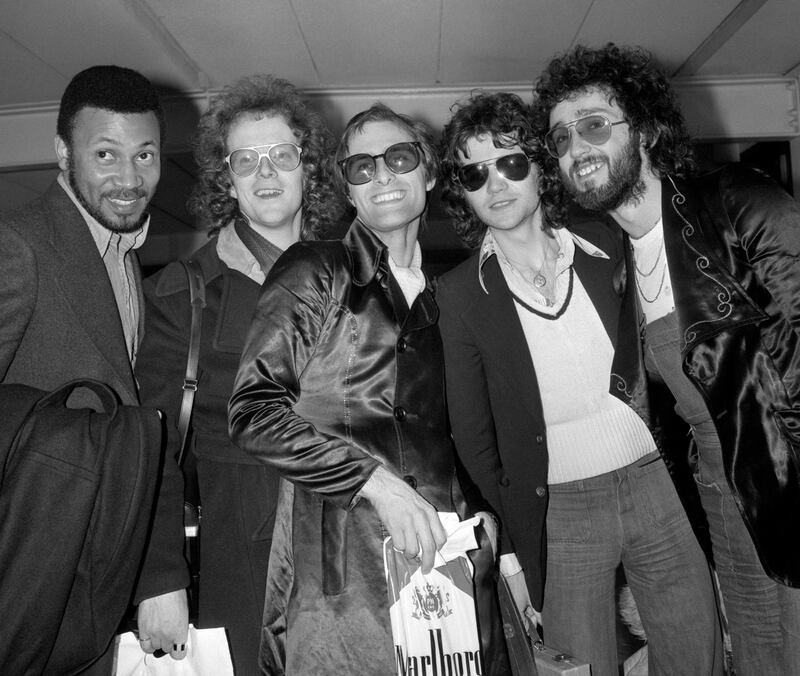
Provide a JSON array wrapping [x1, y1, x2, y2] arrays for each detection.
[[506, 238, 562, 308], [513, 238, 561, 289]]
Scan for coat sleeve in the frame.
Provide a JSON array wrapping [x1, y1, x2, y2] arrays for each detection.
[[132, 269, 191, 602], [0, 224, 36, 379], [437, 274, 513, 556], [725, 165, 800, 339], [228, 245, 380, 509]]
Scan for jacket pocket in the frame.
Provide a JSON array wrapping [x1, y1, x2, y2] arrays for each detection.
[[322, 501, 348, 595]]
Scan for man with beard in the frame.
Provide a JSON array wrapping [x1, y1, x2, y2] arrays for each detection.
[[533, 43, 800, 675], [0, 66, 189, 673]]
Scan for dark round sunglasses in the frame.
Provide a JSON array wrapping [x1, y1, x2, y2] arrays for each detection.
[[455, 152, 532, 192], [544, 114, 628, 159], [338, 141, 422, 186]]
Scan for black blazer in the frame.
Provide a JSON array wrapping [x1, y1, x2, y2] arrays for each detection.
[[437, 214, 636, 609], [0, 380, 163, 675]]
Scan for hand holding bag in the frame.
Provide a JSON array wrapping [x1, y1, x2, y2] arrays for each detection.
[[497, 575, 590, 675], [383, 513, 483, 676], [115, 625, 233, 676]]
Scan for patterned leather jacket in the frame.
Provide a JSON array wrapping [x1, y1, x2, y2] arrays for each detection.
[[662, 164, 800, 585]]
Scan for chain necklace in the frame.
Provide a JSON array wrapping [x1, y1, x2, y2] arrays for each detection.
[[635, 260, 667, 303], [634, 238, 664, 277]]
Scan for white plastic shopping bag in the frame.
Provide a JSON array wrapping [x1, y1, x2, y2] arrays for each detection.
[[114, 625, 233, 676], [384, 512, 483, 676]]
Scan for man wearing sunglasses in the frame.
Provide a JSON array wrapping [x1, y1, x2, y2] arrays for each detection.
[[534, 43, 800, 675], [437, 90, 722, 675], [229, 103, 509, 675]]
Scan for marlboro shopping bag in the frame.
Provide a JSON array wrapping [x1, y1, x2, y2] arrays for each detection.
[[384, 513, 483, 676]]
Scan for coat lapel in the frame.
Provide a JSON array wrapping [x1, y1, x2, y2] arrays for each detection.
[[44, 184, 138, 402]]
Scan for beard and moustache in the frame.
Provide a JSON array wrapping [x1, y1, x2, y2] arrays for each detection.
[[563, 132, 647, 212], [67, 158, 150, 234]]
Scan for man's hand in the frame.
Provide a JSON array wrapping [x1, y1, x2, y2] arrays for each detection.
[[136, 589, 189, 660], [504, 569, 541, 634], [359, 465, 446, 573]]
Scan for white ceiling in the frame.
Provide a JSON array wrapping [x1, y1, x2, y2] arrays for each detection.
[[3, 0, 799, 106], [2, 0, 799, 264]]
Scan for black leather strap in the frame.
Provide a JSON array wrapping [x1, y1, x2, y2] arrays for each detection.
[[176, 258, 206, 467]]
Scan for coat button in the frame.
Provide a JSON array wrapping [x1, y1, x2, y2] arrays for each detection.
[[394, 406, 407, 422], [397, 337, 407, 353], [403, 475, 417, 489], [536, 486, 546, 497], [535, 434, 544, 444], [499, 476, 510, 487]]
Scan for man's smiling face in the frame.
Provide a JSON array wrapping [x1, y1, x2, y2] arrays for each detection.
[[549, 86, 645, 212], [345, 120, 434, 235], [57, 106, 160, 233]]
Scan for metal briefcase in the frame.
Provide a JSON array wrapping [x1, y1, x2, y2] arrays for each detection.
[[497, 574, 590, 676]]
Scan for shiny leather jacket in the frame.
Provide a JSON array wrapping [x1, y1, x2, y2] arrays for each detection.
[[663, 164, 800, 585], [229, 219, 471, 590]]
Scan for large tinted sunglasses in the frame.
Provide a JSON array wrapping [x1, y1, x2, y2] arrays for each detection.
[[338, 141, 422, 186], [455, 153, 531, 192], [225, 142, 303, 177], [544, 115, 628, 159]]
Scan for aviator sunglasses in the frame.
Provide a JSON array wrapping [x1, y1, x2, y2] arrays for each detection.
[[545, 114, 628, 159], [225, 142, 303, 177], [456, 153, 532, 192], [338, 141, 423, 186]]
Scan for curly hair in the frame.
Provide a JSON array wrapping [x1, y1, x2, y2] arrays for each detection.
[[438, 90, 565, 248], [531, 43, 696, 195], [188, 74, 342, 238], [333, 102, 440, 199], [57, 65, 165, 148]]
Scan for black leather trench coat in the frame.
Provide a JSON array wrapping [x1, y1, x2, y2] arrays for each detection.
[[662, 164, 800, 585], [229, 220, 507, 675]]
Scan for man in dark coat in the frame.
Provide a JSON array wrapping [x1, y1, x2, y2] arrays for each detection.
[[136, 74, 342, 676], [0, 65, 188, 673], [533, 43, 800, 675], [229, 103, 510, 675]]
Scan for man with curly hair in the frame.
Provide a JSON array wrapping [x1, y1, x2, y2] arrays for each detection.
[[533, 43, 800, 674], [437, 90, 722, 676], [136, 74, 342, 676]]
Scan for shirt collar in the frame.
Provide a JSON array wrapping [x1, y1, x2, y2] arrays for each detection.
[[216, 221, 268, 284], [58, 173, 149, 257], [477, 227, 609, 293]]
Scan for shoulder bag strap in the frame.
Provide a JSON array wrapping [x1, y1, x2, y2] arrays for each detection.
[[176, 258, 206, 467]]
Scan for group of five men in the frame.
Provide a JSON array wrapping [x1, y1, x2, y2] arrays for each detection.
[[0, 41, 798, 676]]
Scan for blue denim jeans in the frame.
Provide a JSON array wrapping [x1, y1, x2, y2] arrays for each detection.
[[542, 452, 723, 676], [644, 311, 800, 676]]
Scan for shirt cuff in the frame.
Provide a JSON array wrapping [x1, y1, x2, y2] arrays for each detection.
[[499, 552, 523, 577]]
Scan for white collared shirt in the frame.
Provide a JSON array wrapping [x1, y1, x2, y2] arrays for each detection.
[[388, 241, 425, 308], [216, 222, 268, 285]]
